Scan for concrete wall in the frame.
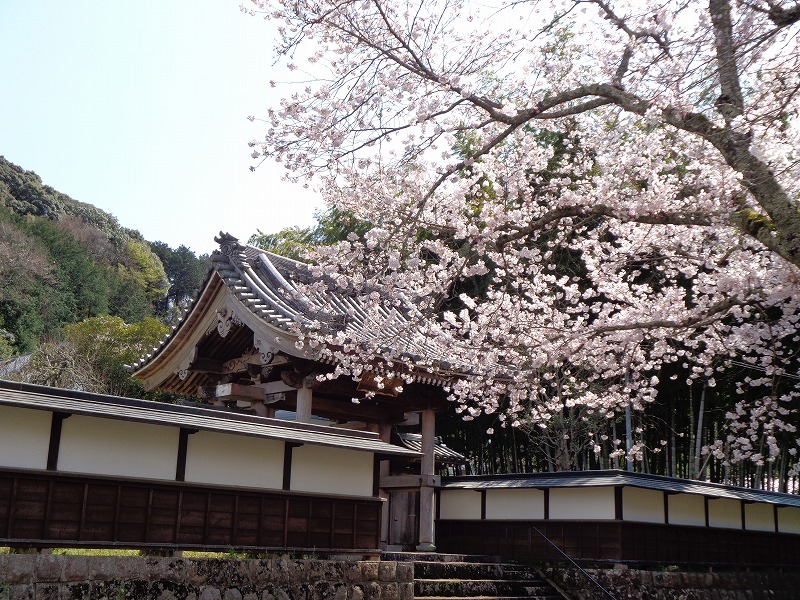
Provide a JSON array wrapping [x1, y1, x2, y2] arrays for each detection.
[[184, 430, 284, 489], [58, 416, 179, 480], [550, 487, 615, 520], [439, 489, 482, 520], [778, 506, 800, 534], [0, 405, 51, 470], [745, 502, 775, 532], [622, 487, 664, 524], [291, 444, 374, 497], [0, 555, 413, 600], [708, 497, 742, 529], [668, 493, 705, 526], [485, 488, 545, 520]]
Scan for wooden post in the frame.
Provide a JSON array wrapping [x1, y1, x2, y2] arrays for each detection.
[[417, 409, 436, 551], [296, 385, 312, 422], [377, 423, 392, 548]]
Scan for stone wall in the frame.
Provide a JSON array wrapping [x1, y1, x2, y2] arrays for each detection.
[[0, 555, 413, 600], [544, 566, 800, 600]]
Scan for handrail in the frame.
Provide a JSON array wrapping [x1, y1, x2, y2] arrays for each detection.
[[532, 526, 617, 600]]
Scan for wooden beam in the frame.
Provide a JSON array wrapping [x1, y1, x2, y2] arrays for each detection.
[[277, 392, 407, 424], [188, 357, 224, 374], [259, 381, 297, 394], [175, 428, 197, 482], [211, 383, 266, 402], [379, 475, 440, 489], [47, 412, 70, 471]]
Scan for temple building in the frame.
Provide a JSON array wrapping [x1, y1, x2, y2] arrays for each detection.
[[1, 233, 798, 565], [127, 233, 460, 550]]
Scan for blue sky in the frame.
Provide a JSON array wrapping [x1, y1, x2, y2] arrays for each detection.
[[0, 1, 322, 255]]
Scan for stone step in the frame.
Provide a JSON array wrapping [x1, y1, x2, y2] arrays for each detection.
[[414, 561, 545, 581], [415, 578, 557, 597]]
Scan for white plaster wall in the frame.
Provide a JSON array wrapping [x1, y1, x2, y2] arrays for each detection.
[[0, 405, 51, 470], [745, 502, 775, 532], [485, 488, 545, 520], [290, 444, 374, 497], [622, 487, 665, 524], [184, 430, 284, 490], [439, 489, 482, 520], [708, 498, 742, 529], [58, 415, 178, 480], [549, 487, 615, 520], [668, 493, 706, 527], [777, 506, 800, 534]]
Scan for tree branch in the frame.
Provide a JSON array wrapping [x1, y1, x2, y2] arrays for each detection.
[[496, 204, 714, 248]]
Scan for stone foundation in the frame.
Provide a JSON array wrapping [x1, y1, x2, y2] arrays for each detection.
[[0, 555, 413, 600], [544, 566, 800, 600]]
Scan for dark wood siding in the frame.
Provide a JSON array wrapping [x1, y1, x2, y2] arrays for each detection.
[[0, 468, 381, 552], [436, 519, 800, 567]]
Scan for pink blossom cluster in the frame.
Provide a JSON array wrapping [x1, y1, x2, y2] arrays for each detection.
[[247, 0, 800, 475]]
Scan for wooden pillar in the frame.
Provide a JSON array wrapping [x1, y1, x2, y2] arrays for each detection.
[[296, 385, 312, 423], [417, 408, 436, 551], [377, 424, 392, 548]]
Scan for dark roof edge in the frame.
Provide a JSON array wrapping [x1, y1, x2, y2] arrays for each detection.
[[442, 469, 800, 504], [0, 379, 381, 441]]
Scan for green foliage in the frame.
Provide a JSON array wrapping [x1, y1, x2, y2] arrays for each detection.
[[0, 156, 180, 355], [22, 215, 111, 320], [249, 207, 372, 259], [21, 315, 170, 396], [123, 239, 169, 302], [64, 314, 168, 368], [249, 225, 315, 260], [149, 241, 211, 322]]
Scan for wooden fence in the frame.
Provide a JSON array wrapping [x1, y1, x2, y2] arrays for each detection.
[[436, 518, 800, 567], [0, 468, 381, 553]]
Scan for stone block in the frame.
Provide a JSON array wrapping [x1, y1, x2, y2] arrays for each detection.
[[394, 564, 412, 583], [362, 582, 381, 600], [380, 583, 397, 600], [358, 563, 379, 582], [33, 556, 61, 582], [32, 584, 60, 600], [398, 583, 412, 600], [200, 586, 223, 600], [246, 560, 276, 586], [224, 588, 243, 600], [377, 563, 395, 583], [62, 557, 91, 583], [3, 557, 35, 585], [344, 565, 362, 584], [144, 557, 171, 581], [348, 585, 364, 600], [7, 585, 33, 600], [64, 582, 91, 600]]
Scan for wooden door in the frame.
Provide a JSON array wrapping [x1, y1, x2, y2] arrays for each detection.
[[388, 489, 419, 547]]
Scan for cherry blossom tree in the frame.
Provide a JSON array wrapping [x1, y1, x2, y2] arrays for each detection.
[[245, 0, 800, 482]]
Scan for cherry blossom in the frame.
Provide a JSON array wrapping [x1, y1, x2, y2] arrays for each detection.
[[246, 0, 800, 479]]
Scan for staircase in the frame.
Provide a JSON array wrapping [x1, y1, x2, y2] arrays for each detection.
[[385, 553, 565, 600]]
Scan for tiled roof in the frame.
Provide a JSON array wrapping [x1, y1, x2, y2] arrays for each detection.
[[129, 233, 467, 386], [397, 432, 469, 465], [441, 469, 800, 507], [0, 379, 419, 458]]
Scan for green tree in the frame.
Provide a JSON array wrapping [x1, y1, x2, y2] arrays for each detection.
[[149, 242, 211, 322], [19, 315, 170, 397], [249, 207, 371, 259]]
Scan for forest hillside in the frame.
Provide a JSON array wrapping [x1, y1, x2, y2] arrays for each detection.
[[0, 156, 209, 394]]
